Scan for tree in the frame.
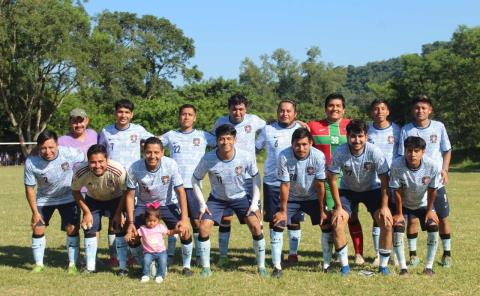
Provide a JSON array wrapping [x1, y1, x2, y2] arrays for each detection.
[[0, 0, 90, 155]]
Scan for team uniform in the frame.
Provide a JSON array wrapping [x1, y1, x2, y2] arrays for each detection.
[[24, 146, 84, 268], [389, 156, 441, 271], [72, 159, 126, 271]]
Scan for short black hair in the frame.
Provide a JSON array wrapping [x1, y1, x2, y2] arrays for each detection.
[[411, 95, 432, 107], [87, 144, 108, 159], [277, 98, 297, 112], [346, 119, 368, 135], [370, 98, 390, 111], [403, 136, 426, 151], [324, 93, 346, 109], [228, 94, 248, 108], [143, 137, 164, 150], [291, 127, 313, 144], [37, 130, 58, 146], [215, 124, 237, 138], [179, 104, 197, 115], [115, 99, 134, 111]]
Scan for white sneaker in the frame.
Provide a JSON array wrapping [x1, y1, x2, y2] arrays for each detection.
[[373, 254, 380, 266], [155, 276, 164, 283], [140, 275, 150, 283]]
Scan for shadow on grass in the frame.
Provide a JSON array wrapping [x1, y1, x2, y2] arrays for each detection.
[[0, 245, 68, 270]]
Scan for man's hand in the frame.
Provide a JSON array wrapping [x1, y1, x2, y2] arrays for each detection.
[[81, 212, 94, 230], [332, 207, 348, 226], [320, 210, 328, 225], [273, 210, 287, 226], [378, 206, 393, 227], [112, 212, 125, 231], [441, 169, 449, 184], [125, 223, 137, 242], [176, 218, 190, 237], [246, 202, 259, 217], [393, 214, 405, 225], [426, 210, 439, 225], [31, 212, 45, 231], [198, 203, 211, 220]]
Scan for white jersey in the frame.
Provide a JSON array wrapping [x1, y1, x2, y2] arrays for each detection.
[[398, 120, 451, 171], [127, 157, 183, 207], [213, 113, 266, 159], [368, 122, 401, 166], [277, 147, 326, 201], [329, 142, 389, 192], [256, 122, 302, 186], [160, 129, 216, 188], [193, 149, 259, 201], [389, 156, 441, 210], [98, 123, 154, 169], [24, 146, 84, 206]]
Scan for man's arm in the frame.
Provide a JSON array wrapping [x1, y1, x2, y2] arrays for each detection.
[[425, 188, 439, 224], [378, 174, 393, 226], [247, 173, 261, 214], [73, 190, 93, 229], [441, 150, 451, 184], [25, 185, 44, 230], [192, 177, 210, 218], [314, 180, 326, 223], [175, 185, 190, 237]]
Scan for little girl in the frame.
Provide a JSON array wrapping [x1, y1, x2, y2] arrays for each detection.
[[137, 206, 178, 283]]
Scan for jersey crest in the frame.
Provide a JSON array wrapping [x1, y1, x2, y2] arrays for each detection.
[[161, 175, 170, 185], [61, 162, 69, 171]]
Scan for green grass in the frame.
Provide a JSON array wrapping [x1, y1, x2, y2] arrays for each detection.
[[1, 166, 480, 295]]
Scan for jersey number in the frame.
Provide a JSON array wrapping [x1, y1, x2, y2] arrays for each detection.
[[331, 136, 339, 144], [173, 144, 181, 153]]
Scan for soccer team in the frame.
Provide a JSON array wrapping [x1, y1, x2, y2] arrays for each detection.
[[24, 93, 452, 281]]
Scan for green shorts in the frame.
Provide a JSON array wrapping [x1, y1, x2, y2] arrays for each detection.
[[325, 176, 342, 211]]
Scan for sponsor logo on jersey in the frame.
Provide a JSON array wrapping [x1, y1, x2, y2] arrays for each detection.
[[235, 166, 243, 176], [430, 134, 437, 143], [161, 176, 169, 185], [61, 162, 69, 171], [131, 134, 138, 143], [363, 162, 374, 171], [193, 138, 201, 146], [244, 125, 252, 133], [422, 176, 431, 185], [387, 135, 394, 144], [306, 166, 315, 175]]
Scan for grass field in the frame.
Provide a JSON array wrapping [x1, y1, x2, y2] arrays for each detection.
[[1, 166, 480, 295]]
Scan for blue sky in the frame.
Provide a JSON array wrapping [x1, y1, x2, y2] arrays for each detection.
[[84, 1, 480, 82]]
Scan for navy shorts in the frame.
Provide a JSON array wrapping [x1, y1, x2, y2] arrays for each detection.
[[223, 178, 260, 217], [84, 196, 121, 236], [404, 207, 437, 231], [433, 187, 449, 219], [340, 189, 382, 217], [202, 195, 255, 225], [263, 183, 304, 223], [287, 200, 321, 226], [134, 204, 181, 230], [185, 188, 200, 220], [37, 202, 79, 231]]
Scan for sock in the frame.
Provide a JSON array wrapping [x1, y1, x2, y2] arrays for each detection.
[[270, 228, 283, 269], [407, 233, 418, 257], [193, 230, 200, 258], [253, 234, 266, 269], [66, 235, 79, 266], [440, 234, 451, 256], [116, 235, 128, 270], [108, 233, 117, 258], [287, 229, 301, 255], [167, 235, 177, 257], [198, 237, 211, 268], [181, 239, 193, 269], [130, 244, 143, 268], [32, 235, 46, 266], [379, 249, 391, 268], [84, 237, 98, 271], [218, 225, 231, 257], [321, 231, 333, 269], [394, 231, 407, 269], [349, 222, 363, 255], [336, 244, 349, 268], [426, 231, 439, 269], [372, 226, 380, 255]]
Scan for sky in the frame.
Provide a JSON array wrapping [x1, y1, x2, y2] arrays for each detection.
[[84, 0, 480, 82]]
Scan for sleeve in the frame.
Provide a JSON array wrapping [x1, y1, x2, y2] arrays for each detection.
[[159, 224, 169, 235], [439, 123, 452, 152], [137, 226, 145, 237], [397, 127, 406, 156], [126, 165, 137, 190], [193, 155, 208, 180], [171, 160, 184, 188], [159, 131, 170, 147], [98, 129, 108, 147], [24, 159, 37, 186], [374, 148, 390, 175], [204, 131, 217, 147], [254, 115, 267, 132], [255, 127, 266, 151], [118, 166, 127, 191], [328, 149, 342, 174], [277, 153, 290, 183], [429, 167, 441, 189], [246, 156, 259, 177], [71, 164, 85, 191], [315, 152, 327, 180], [389, 167, 401, 189]]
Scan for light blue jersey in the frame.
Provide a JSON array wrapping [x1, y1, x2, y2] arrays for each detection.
[[98, 123, 154, 169], [277, 147, 326, 201], [329, 142, 389, 192], [368, 122, 401, 166], [127, 157, 183, 207], [193, 149, 258, 201], [160, 129, 216, 188], [213, 114, 266, 159], [389, 156, 441, 210], [256, 122, 302, 186], [398, 120, 451, 171], [24, 146, 84, 206]]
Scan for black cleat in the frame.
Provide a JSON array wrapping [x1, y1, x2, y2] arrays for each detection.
[[423, 268, 434, 276], [399, 269, 408, 276], [117, 269, 129, 277], [272, 267, 283, 278], [182, 267, 193, 277]]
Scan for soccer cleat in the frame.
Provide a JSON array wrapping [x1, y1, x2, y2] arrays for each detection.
[[323, 266, 333, 274], [409, 255, 420, 267], [200, 267, 212, 278], [258, 267, 269, 278], [354, 253, 365, 265], [82, 269, 96, 274], [399, 268, 408, 276], [423, 268, 435, 276], [106, 257, 119, 268], [155, 276, 164, 284], [167, 255, 174, 266], [117, 269, 129, 277], [271, 267, 282, 278], [340, 265, 350, 276], [140, 275, 150, 283], [217, 256, 229, 267], [182, 267, 193, 277], [441, 255, 452, 268], [31, 265, 45, 273], [67, 265, 78, 275], [287, 254, 299, 264], [372, 254, 380, 266], [378, 266, 390, 276]]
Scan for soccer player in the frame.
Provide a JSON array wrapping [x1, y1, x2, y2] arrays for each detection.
[[367, 99, 401, 265], [160, 104, 216, 264], [272, 128, 326, 277], [72, 144, 128, 274], [398, 95, 452, 268], [390, 136, 441, 276], [308, 93, 365, 266], [192, 124, 267, 277], [24, 130, 84, 273], [255, 99, 304, 269], [124, 137, 193, 276], [328, 120, 393, 275], [211, 94, 266, 266]]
